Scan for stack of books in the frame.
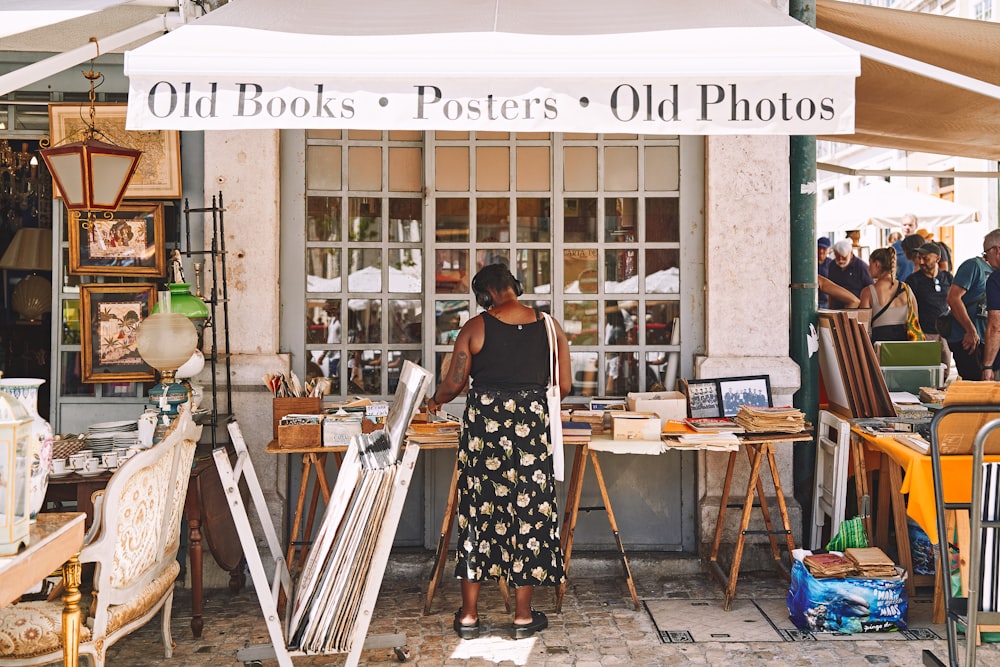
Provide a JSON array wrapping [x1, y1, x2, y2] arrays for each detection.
[[561, 421, 592, 444], [569, 409, 606, 434], [670, 431, 740, 451], [734, 405, 805, 433], [683, 417, 744, 433], [845, 547, 901, 579], [405, 420, 460, 445], [803, 552, 855, 578]]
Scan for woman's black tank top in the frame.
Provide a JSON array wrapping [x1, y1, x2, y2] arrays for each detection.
[[471, 312, 549, 390]]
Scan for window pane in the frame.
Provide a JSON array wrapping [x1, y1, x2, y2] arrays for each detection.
[[388, 146, 422, 192], [60, 351, 94, 396], [645, 249, 680, 293], [347, 299, 381, 344], [307, 130, 341, 140], [435, 250, 469, 294], [476, 197, 510, 242], [389, 299, 422, 344], [516, 197, 551, 243], [436, 300, 470, 344], [646, 197, 680, 242], [516, 146, 550, 191], [605, 146, 638, 191], [62, 298, 81, 344], [347, 146, 382, 190], [512, 248, 550, 296], [604, 197, 638, 242], [388, 198, 422, 242], [564, 248, 598, 293], [605, 351, 639, 395], [563, 146, 597, 191], [645, 146, 680, 191], [605, 249, 638, 291], [347, 249, 382, 292], [306, 145, 341, 190], [307, 196, 341, 242], [476, 249, 509, 275], [436, 146, 470, 191], [306, 248, 341, 291], [388, 249, 422, 293], [570, 351, 598, 397], [564, 300, 598, 346], [564, 197, 597, 243], [348, 349, 383, 393], [476, 146, 510, 191], [605, 301, 631, 345], [646, 301, 679, 344], [348, 197, 381, 242], [436, 198, 469, 242]]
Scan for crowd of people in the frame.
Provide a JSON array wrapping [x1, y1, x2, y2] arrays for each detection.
[[820, 213, 1000, 382]]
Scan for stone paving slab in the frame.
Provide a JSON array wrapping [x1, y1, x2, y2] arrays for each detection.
[[102, 564, 1000, 666]]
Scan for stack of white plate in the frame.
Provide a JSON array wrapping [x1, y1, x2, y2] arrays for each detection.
[[88, 420, 138, 455]]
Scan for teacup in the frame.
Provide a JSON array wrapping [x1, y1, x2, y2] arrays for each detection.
[[82, 457, 102, 475], [102, 452, 119, 470], [51, 458, 68, 475], [69, 451, 90, 470]]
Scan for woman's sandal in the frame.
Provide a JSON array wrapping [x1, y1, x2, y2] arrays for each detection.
[[453, 608, 480, 639], [510, 608, 548, 639]]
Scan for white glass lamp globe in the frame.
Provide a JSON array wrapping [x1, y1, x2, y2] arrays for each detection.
[[135, 312, 197, 382]]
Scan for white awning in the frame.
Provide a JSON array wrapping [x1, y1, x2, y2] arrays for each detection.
[[818, 181, 979, 233], [123, 0, 860, 134]]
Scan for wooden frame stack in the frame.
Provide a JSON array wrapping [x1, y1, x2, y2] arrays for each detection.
[[817, 310, 894, 418]]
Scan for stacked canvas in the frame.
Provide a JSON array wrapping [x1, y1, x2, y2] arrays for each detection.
[[817, 310, 895, 418], [734, 405, 805, 433]]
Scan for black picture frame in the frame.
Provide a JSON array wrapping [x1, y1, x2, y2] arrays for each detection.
[[717, 375, 773, 417], [683, 378, 723, 418]]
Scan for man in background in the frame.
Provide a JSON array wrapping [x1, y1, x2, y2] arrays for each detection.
[[947, 229, 999, 380], [917, 227, 953, 272], [817, 237, 833, 308], [906, 242, 953, 380], [827, 239, 873, 308], [893, 213, 919, 280]]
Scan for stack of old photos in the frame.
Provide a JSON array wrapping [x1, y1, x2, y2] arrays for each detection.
[[803, 552, 855, 578], [845, 547, 901, 579], [734, 405, 805, 433]]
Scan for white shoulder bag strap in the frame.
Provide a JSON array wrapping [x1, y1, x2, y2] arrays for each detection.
[[542, 313, 565, 481]]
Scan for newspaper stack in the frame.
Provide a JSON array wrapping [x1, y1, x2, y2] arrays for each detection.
[[803, 552, 855, 578], [845, 547, 900, 579], [667, 432, 740, 451], [734, 405, 805, 433]]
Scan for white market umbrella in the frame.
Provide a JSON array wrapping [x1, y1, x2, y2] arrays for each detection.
[[818, 180, 979, 233]]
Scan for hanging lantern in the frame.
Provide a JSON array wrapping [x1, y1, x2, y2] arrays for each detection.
[[0, 391, 33, 556]]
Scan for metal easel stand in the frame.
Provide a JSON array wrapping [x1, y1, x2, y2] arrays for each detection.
[[923, 407, 1000, 667], [215, 421, 412, 667]]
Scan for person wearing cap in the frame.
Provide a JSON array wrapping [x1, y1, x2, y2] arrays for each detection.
[[893, 213, 919, 280], [916, 227, 953, 272], [906, 242, 953, 379], [817, 237, 833, 308], [898, 233, 925, 281], [827, 239, 873, 308]]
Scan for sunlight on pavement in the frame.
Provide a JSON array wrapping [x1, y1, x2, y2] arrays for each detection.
[[450, 635, 537, 665]]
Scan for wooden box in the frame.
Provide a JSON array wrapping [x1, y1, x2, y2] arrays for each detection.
[[272, 397, 323, 441], [277, 421, 322, 449]]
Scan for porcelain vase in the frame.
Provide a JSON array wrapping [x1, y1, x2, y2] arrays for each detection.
[[0, 378, 54, 519]]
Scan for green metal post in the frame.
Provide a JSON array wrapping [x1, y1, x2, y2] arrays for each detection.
[[789, 0, 819, 544]]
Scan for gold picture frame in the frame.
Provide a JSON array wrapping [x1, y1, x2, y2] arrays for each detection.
[[80, 283, 157, 383], [48, 103, 182, 199], [68, 203, 167, 277]]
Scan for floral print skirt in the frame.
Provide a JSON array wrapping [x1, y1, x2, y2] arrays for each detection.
[[454, 386, 566, 588]]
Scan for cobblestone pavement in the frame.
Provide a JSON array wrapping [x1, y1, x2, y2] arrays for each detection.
[[104, 558, 1000, 667]]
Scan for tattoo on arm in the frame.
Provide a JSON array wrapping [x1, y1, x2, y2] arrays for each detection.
[[450, 352, 468, 384]]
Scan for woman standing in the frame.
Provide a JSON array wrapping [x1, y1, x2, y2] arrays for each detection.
[[426, 263, 571, 640], [860, 247, 918, 342]]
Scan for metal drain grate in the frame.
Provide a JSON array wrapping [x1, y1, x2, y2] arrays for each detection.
[[902, 628, 941, 641], [658, 630, 695, 643], [778, 628, 816, 642]]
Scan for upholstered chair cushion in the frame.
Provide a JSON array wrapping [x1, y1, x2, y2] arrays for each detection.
[[0, 602, 91, 659], [105, 559, 180, 636]]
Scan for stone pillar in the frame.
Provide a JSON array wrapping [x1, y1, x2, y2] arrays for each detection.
[[697, 135, 803, 565]]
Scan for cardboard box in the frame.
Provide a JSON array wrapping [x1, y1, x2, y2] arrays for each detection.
[[939, 381, 1000, 454], [612, 412, 661, 441], [323, 414, 363, 447], [626, 391, 687, 426]]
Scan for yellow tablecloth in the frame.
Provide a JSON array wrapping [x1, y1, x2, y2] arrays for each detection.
[[853, 428, 1000, 544]]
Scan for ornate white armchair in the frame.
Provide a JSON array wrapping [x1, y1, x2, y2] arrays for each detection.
[[0, 405, 201, 666]]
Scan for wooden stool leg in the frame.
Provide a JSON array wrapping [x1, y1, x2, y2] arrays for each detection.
[[851, 434, 872, 541], [886, 458, 917, 599], [724, 445, 764, 611], [286, 455, 313, 569], [764, 444, 796, 567], [747, 445, 782, 562], [709, 451, 739, 563], [556, 444, 588, 613], [297, 453, 328, 572], [424, 460, 460, 615], [589, 450, 639, 610]]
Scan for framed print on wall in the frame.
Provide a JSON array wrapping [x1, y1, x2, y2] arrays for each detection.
[[68, 203, 166, 276], [48, 103, 182, 199], [717, 375, 773, 417], [80, 283, 157, 383]]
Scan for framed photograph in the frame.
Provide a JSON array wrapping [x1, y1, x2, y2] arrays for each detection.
[[80, 283, 157, 383], [68, 203, 166, 276], [48, 103, 182, 198], [683, 378, 723, 419], [717, 375, 773, 417]]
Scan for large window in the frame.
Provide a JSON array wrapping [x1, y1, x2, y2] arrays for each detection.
[[303, 131, 684, 400]]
